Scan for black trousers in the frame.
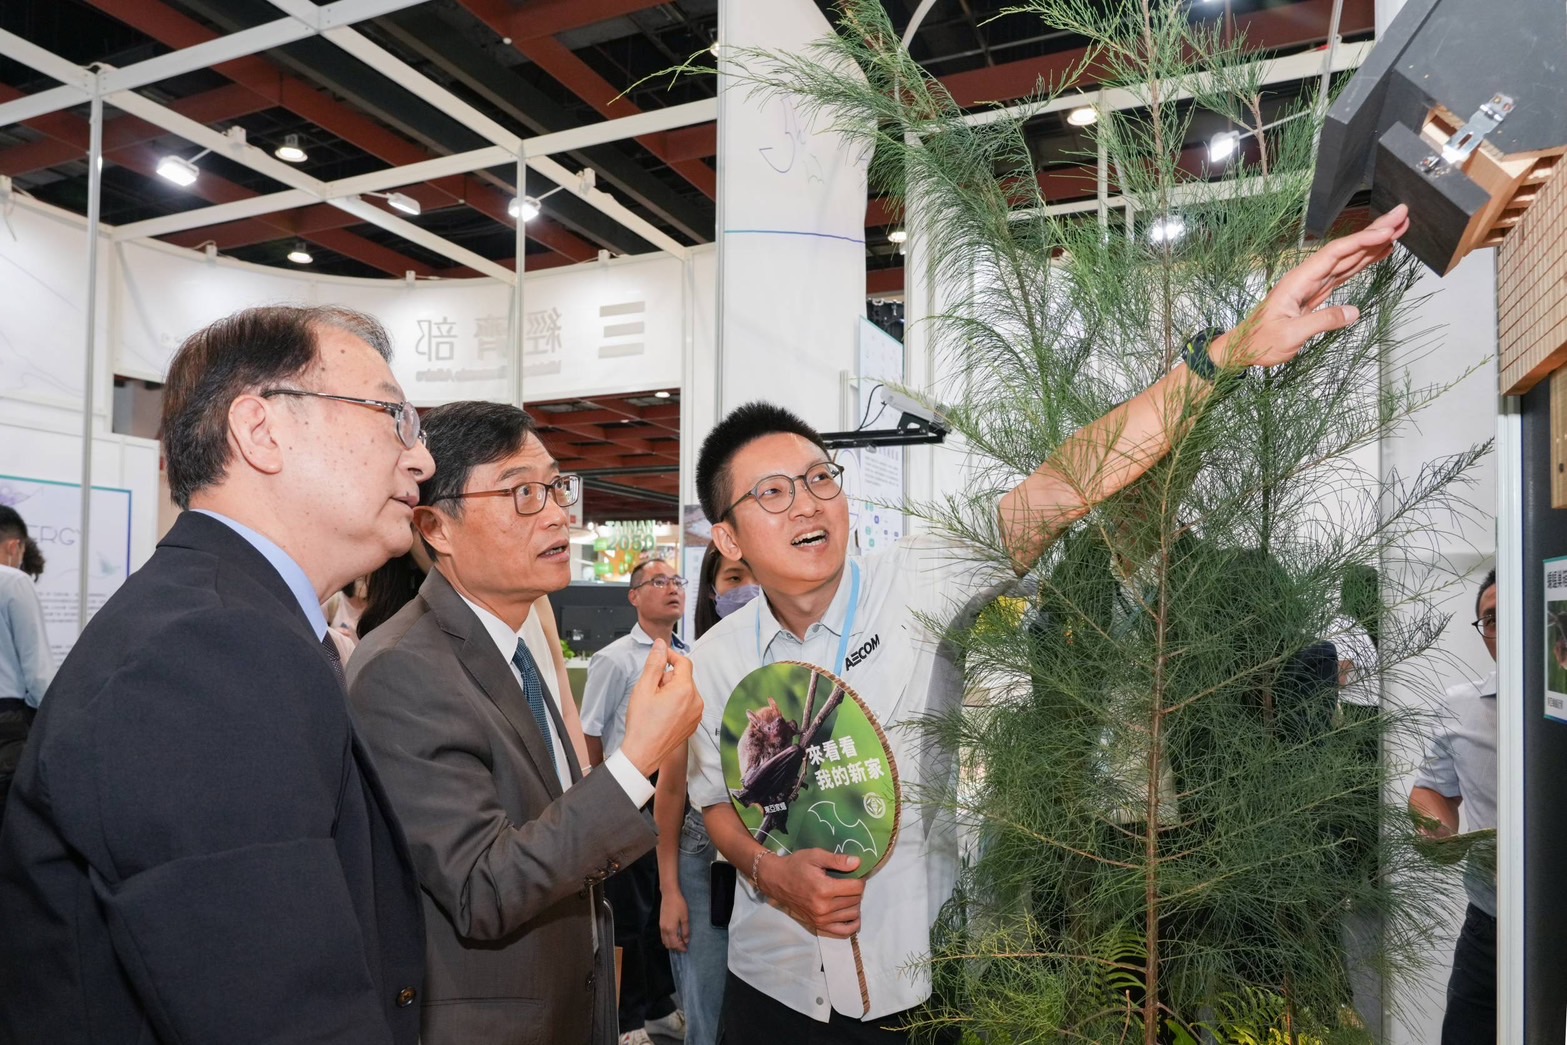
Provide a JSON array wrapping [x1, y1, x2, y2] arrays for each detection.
[[719, 972, 958, 1045], [1441, 903, 1496, 1045], [606, 843, 676, 1032]]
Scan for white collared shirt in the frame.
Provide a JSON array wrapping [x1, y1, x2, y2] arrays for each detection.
[[458, 593, 653, 807], [687, 535, 1011, 1023], [580, 623, 689, 759]]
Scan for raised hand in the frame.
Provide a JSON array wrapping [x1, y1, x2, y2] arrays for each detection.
[[1214, 203, 1410, 369]]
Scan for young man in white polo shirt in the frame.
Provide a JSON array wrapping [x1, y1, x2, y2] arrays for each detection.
[[684, 207, 1410, 1043]]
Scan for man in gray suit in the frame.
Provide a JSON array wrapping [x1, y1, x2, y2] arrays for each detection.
[[348, 400, 703, 1045]]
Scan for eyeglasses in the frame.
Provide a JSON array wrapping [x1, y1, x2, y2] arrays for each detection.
[[633, 575, 688, 592], [1472, 613, 1496, 639], [720, 461, 845, 521], [262, 388, 423, 449], [436, 474, 582, 517]]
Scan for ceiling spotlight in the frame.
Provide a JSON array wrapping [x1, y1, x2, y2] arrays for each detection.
[[1208, 130, 1241, 163], [1067, 106, 1098, 127], [654, 390, 671, 399], [155, 154, 200, 187], [274, 134, 308, 163], [287, 241, 313, 264], [509, 195, 541, 222], [887, 228, 908, 244], [1147, 215, 1186, 245], [385, 191, 421, 216]]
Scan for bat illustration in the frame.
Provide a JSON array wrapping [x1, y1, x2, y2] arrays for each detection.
[[806, 800, 879, 860]]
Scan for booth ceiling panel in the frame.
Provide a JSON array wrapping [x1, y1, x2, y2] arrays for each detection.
[[1, 0, 1363, 284]]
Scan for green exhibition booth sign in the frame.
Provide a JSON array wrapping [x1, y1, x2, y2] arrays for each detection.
[[720, 661, 900, 878]]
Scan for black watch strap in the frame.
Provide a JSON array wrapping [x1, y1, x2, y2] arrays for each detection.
[[1181, 327, 1227, 382]]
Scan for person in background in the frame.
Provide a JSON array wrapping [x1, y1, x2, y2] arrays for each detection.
[[655, 544, 758, 1045], [581, 555, 690, 1045], [0, 304, 431, 1043], [1410, 568, 1498, 1045], [691, 541, 761, 640], [0, 509, 53, 828], [347, 400, 701, 1045], [0, 508, 52, 711], [19, 537, 45, 581]]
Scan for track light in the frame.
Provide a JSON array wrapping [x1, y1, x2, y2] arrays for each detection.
[[1208, 130, 1241, 163], [1148, 215, 1186, 245], [155, 154, 201, 187], [287, 241, 313, 264], [509, 196, 541, 221], [369, 191, 421, 216], [1067, 106, 1098, 127], [274, 134, 308, 163], [654, 390, 672, 399], [887, 228, 908, 244]]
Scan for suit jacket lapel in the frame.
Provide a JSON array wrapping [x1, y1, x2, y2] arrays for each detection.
[[419, 569, 565, 800]]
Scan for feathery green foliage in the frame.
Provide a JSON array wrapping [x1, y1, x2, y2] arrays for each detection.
[[727, 2, 1487, 1042]]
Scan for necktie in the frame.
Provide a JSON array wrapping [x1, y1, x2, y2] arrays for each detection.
[[511, 639, 558, 776], [320, 632, 346, 689]]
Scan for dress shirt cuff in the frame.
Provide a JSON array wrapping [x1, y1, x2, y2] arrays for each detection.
[[604, 749, 655, 809]]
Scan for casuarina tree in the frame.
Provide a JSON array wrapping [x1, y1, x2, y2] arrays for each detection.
[[725, 1, 1487, 1042]]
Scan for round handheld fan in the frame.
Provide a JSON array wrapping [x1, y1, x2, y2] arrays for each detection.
[[719, 660, 899, 879]]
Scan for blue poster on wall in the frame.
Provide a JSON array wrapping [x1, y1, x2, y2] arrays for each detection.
[[0, 474, 132, 661]]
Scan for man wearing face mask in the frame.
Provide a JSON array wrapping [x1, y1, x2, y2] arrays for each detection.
[[0, 507, 53, 827]]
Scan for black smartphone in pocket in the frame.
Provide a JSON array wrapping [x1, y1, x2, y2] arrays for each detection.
[[709, 861, 737, 928]]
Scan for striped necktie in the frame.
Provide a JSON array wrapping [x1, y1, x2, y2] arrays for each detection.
[[511, 639, 558, 776]]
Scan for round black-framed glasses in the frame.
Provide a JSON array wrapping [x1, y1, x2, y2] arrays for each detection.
[[719, 460, 845, 521]]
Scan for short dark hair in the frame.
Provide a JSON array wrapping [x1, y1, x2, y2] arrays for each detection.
[[696, 401, 829, 524], [0, 506, 25, 543], [1477, 567, 1497, 618], [417, 400, 539, 517], [160, 305, 392, 509], [629, 555, 672, 588], [20, 538, 45, 581]]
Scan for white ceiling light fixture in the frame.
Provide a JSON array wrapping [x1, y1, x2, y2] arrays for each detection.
[[368, 191, 421, 216], [1207, 129, 1241, 163], [274, 134, 308, 163], [1067, 106, 1098, 127], [155, 150, 208, 188], [887, 228, 908, 244], [509, 180, 574, 223], [1148, 215, 1187, 245], [508, 195, 541, 222], [287, 241, 313, 264], [654, 390, 672, 399]]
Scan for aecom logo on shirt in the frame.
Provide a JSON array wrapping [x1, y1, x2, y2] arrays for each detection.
[[844, 634, 880, 670]]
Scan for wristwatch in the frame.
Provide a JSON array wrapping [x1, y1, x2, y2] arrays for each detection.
[[1180, 327, 1228, 382]]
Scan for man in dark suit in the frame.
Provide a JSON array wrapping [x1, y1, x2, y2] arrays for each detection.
[[347, 400, 702, 1045], [0, 305, 433, 1043]]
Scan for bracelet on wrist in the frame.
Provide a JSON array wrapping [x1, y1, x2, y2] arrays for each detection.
[[750, 850, 769, 895], [1180, 327, 1228, 382]]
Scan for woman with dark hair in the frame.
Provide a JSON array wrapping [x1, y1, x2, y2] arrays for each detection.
[[691, 543, 760, 641], [652, 544, 756, 1045]]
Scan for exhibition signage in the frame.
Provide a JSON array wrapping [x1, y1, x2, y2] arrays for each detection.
[[0, 474, 131, 660]]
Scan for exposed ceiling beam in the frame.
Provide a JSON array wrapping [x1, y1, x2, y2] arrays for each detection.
[[83, 0, 600, 263], [0, 82, 269, 177], [938, 0, 1373, 108], [377, 7, 713, 242], [108, 87, 512, 279], [505, 0, 670, 41], [456, 0, 716, 200]]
